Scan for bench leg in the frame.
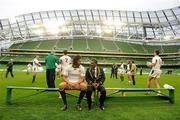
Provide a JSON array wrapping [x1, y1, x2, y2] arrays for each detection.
[[169, 89, 175, 104], [94, 90, 99, 106], [6, 88, 12, 105]]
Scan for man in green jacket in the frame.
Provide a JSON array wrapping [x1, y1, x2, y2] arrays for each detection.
[[45, 50, 58, 88]]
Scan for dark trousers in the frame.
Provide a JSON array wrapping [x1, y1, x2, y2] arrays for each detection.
[[46, 69, 55, 88], [114, 72, 118, 79], [140, 70, 142, 75], [110, 72, 114, 78], [132, 75, 136, 85], [6, 69, 14, 78], [86, 85, 106, 107], [60, 90, 86, 105]]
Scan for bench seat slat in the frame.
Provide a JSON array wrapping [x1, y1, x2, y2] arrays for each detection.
[[106, 88, 174, 90], [7, 86, 174, 91]]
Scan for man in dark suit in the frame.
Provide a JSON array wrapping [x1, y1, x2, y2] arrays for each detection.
[[86, 59, 106, 110]]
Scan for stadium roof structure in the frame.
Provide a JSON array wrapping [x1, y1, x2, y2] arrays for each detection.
[[0, 6, 180, 42]]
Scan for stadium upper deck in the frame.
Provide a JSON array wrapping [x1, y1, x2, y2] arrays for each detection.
[[0, 6, 180, 42]]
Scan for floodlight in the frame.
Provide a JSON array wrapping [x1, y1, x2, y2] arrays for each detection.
[[104, 29, 112, 33], [61, 27, 69, 33], [48, 28, 59, 34], [43, 20, 63, 35], [43, 20, 58, 29], [103, 20, 113, 25], [96, 29, 102, 34]]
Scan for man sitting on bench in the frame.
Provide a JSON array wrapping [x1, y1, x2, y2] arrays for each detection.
[[86, 58, 106, 110], [59, 55, 87, 111]]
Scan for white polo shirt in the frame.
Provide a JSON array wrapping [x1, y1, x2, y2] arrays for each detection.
[[59, 55, 72, 71], [63, 65, 85, 83], [152, 55, 162, 70]]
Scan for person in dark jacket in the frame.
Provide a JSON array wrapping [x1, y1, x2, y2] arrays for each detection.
[[110, 64, 114, 78], [5, 59, 14, 78], [86, 58, 106, 110], [114, 64, 118, 79]]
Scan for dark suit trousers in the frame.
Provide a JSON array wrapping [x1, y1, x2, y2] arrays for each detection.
[[86, 85, 106, 107], [46, 69, 55, 88]]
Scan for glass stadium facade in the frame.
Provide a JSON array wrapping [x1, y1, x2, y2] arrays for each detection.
[[0, 6, 180, 42]]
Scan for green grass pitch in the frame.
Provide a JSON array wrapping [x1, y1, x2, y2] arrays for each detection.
[[0, 71, 180, 120]]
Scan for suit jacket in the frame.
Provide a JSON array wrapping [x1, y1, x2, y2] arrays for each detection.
[[130, 63, 137, 75], [85, 67, 105, 85]]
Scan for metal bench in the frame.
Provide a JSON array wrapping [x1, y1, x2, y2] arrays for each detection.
[[6, 86, 175, 105], [6, 86, 81, 105], [105, 88, 175, 104]]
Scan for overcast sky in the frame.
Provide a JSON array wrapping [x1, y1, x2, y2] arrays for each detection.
[[0, 0, 180, 19]]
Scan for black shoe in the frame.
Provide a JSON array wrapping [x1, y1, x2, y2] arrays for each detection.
[[61, 105, 67, 111], [76, 104, 82, 111], [99, 106, 105, 110]]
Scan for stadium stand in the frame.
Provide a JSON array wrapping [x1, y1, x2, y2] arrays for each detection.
[[7, 39, 180, 53]]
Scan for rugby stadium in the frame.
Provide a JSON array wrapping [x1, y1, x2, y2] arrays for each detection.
[[0, 2, 180, 120]]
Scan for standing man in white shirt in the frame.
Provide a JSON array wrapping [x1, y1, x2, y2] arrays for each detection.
[[126, 60, 132, 85], [59, 55, 86, 111], [119, 62, 125, 81], [26, 63, 32, 75], [59, 50, 72, 75], [146, 50, 162, 93], [32, 56, 41, 83]]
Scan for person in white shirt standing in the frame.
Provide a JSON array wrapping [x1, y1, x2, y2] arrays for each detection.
[[27, 63, 32, 75], [58, 50, 72, 98], [32, 56, 41, 83], [59, 50, 72, 75], [146, 50, 162, 94], [119, 62, 125, 81], [59, 55, 86, 111], [126, 60, 132, 85]]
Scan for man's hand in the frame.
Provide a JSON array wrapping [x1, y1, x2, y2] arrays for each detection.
[[92, 83, 99, 89], [68, 82, 74, 87]]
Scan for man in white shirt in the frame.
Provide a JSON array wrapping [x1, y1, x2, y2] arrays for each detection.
[[119, 62, 125, 81], [146, 50, 162, 94], [27, 63, 32, 75], [59, 55, 86, 111], [59, 50, 72, 75], [55, 63, 61, 78], [126, 60, 132, 85], [32, 56, 41, 83]]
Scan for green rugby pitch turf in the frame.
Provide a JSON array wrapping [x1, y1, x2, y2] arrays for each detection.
[[0, 71, 180, 120]]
